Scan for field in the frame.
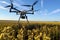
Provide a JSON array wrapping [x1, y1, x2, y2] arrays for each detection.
[[0, 20, 60, 40]]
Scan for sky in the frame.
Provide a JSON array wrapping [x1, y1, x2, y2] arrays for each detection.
[[0, 0, 60, 21]]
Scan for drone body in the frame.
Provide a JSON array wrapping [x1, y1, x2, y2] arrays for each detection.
[[20, 10, 27, 19]]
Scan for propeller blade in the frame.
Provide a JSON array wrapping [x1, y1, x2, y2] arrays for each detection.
[[5, 5, 11, 7], [33, 0, 38, 6], [21, 5, 31, 7], [5, 0, 13, 8], [27, 6, 33, 11]]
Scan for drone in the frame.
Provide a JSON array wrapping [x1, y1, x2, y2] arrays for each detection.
[[5, 0, 39, 23]]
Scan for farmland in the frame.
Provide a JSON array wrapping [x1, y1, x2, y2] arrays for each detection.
[[0, 20, 60, 40]]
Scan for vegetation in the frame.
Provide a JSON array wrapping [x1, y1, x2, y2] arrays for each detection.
[[0, 20, 60, 40]]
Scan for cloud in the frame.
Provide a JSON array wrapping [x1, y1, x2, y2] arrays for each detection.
[[0, 1, 20, 7], [0, 1, 9, 5], [40, 9, 60, 15], [0, 5, 7, 10], [38, 9, 48, 15], [13, 1, 28, 10], [0, 0, 29, 11], [49, 9, 60, 15], [0, 1, 20, 10], [13, 2, 20, 7]]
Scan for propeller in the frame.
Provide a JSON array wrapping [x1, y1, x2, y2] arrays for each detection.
[[33, 0, 38, 6], [21, 0, 38, 7], [5, 0, 13, 8], [21, 5, 31, 7], [31, 0, 38, 11], [21, 0, 38, 11], [5, 5, 11, 7]]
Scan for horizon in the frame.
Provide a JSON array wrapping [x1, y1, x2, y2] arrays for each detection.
[[0, 20, 60, 22]]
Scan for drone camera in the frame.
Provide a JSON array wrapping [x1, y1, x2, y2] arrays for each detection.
[[21, 16, 25, 19]]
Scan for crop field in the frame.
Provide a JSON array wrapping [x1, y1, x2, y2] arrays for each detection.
[[0, 20, 60, 40]]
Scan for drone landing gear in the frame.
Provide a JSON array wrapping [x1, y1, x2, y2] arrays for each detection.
[[18, 15, 21, 25], [18, 15, 29, 25], [26, 15, 29, 23]]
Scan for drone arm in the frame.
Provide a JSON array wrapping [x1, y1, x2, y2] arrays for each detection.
[[33, 1, 38, 6], [13, 8, 21, 12], [9, 7, 21, 13], [26, 13, 34, 14], [26, 9, 40, 14], [26, 10, 34, 14], [9, 8, 17, 13]]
